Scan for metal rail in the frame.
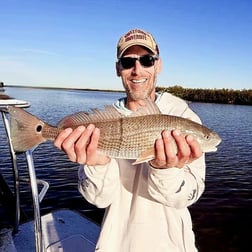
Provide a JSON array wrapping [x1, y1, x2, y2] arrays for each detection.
[[26, 149, 47, 252], [1, 108, 22, 233]]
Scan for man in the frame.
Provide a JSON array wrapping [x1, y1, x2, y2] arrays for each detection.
[[54, 28, 205, 252]]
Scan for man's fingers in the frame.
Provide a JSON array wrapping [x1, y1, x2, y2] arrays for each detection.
[[75, 125, 95, 151], [54, 128, 73, 149], [61, 126, 86, 151], [162, 130, 177, 166], [85, 128, 100, 165], [172, 130, 191, 167], [151, 129, 203, 169], [186, 135, 203, 159]]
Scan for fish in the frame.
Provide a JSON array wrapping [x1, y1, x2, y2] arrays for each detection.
[[7, 100, 221, 164]]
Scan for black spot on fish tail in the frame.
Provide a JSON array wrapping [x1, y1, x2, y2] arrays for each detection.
[[36, 125, 43, 132]]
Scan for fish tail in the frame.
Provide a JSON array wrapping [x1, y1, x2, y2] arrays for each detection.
[[7, 106, 51, 152]]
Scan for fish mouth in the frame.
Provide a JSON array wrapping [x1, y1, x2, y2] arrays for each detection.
[[207, 146, 218, 152], [215, 136, 222, 147], [207, 138, 222, 152]]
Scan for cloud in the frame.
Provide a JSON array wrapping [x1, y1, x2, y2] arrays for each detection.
[[22, 48, 60, 56]]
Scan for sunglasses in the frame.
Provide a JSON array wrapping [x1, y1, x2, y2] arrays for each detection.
[[119, 54, 159, 69]]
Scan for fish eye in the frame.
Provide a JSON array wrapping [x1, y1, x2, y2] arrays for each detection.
[[204, 135, 210, 140], [36, 125, 42, 133]]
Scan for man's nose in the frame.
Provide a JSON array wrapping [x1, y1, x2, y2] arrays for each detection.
[[132, 59, 142, 74]]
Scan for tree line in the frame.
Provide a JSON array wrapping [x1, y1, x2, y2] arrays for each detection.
[[156, 85, 252, 105]]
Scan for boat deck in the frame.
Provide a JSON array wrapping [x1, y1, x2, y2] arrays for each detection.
[[13, 209, 100, 252]]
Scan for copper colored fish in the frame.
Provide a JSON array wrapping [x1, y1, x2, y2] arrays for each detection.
[[7, 100, 221, 164]]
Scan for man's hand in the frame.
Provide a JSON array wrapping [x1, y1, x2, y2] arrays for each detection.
[[149, 129, 203, 169], [54, 124, 111, 165]]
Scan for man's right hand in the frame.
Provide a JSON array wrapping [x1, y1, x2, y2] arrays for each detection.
[[54, 124, 111, 165]]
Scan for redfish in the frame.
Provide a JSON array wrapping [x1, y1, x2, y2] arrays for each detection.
[[7, 100, 221, 164]]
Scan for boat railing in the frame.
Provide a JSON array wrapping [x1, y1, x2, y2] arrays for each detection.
[[1, 98, 48, 252]]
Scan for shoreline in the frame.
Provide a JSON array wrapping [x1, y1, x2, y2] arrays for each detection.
[[4, 84, 125, 93], [3, 84, 252, 105]]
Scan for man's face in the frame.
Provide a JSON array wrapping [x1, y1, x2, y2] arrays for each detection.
[[116, 45, 162, 102]]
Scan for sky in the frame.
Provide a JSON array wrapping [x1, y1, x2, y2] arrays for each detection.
[[0, 0, 251, 90]]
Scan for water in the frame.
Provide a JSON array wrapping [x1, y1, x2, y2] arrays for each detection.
[[1, 87, 251, 252]]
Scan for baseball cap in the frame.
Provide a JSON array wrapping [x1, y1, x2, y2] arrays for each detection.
[[117, 28, 159, 58]]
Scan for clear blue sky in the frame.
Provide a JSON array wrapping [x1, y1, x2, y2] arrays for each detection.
[[0, 0, 251, 90]]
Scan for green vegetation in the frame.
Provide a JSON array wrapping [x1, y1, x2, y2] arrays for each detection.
[[156, 86, 252, 105]]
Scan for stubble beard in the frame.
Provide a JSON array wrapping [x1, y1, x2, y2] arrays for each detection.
[[125, 76, 157, 102]]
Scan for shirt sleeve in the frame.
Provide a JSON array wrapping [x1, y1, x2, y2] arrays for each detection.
[[148, 92, 206, 208], [78, 158, 120, 208], [148, 155, 205, 208]]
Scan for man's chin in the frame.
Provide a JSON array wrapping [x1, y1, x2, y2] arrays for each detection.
[[128, 91, 148, 101]]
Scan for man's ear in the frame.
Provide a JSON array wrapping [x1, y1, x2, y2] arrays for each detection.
[[156, 58, 162, 74], [116, 62, 121, 77]]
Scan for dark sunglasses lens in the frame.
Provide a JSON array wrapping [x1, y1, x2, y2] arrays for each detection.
[[120, 58, 136, 69], [140, 55, 155, 67], [120, 55, 157, 69]]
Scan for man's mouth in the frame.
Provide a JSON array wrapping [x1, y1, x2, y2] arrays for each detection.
[[131, 78, 147, 84]]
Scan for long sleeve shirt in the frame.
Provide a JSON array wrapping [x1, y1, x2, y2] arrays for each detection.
[[78, 92, 205, 252]]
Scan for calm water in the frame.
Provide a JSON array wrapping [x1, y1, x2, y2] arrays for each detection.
[[1, 87, 251, 252]]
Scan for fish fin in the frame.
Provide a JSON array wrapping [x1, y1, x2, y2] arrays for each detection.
[[58, 98, 160, 128], [7, 106, 48, 152], [128, 98, 161, 117], [205, 147, 217, 152], [57, 105, 122, 128], [132, 147, 155, 165]]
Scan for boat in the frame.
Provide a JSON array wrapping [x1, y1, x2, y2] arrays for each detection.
[[0, 95, 101, 251]]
